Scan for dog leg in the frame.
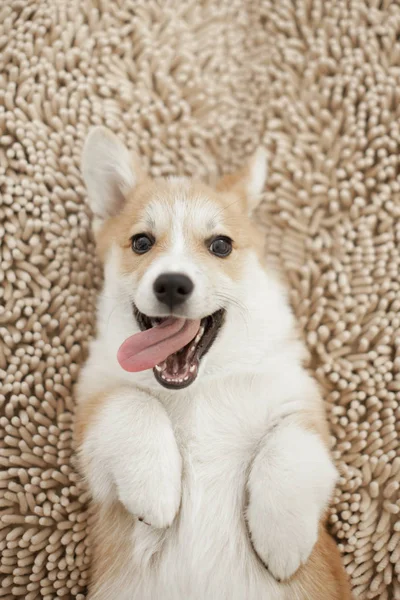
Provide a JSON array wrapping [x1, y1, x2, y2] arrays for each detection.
[[76, 387, 182, 529], [246, 419, 337, 582]]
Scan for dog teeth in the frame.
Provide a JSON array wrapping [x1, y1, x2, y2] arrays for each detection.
[[194, 326, 205, 344], [189, 365, 196, 373]]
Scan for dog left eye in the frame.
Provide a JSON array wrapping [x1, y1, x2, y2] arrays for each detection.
[[209, 236, 232, 258], [131, 233, 155, 254]]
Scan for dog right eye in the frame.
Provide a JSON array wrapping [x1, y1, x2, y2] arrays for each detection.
[[131, 233, 155, 254]]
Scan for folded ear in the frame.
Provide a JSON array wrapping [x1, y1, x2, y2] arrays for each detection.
[[216, 148, 267, 213], [81, 127, 141, 220]]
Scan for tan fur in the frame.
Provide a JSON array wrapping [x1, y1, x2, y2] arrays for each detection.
[[216, 163, 253, 202], [84, 503, 352, 600], [259, 399, 351, 598], [294, 406, 331, 448], [87, 502, 135, 598], [292, 526, 352, 600], [74, 328, 351, 599], [75, 375, 351, 600], [96, 175, 265, 289], [289, 395, 352, 598], [76, 156, 352, 600], [74, 389, 112, 449]]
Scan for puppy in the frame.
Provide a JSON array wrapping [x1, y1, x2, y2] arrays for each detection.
[[75, 127, 352, 600]]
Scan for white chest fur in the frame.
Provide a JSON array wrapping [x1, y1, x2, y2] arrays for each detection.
[[124, 373, 303, 600]]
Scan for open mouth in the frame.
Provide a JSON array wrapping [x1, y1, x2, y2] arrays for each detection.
[[133, 306, 225, 389]]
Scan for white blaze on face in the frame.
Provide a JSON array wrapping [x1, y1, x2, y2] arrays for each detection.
[[132, 183, 230, 320]]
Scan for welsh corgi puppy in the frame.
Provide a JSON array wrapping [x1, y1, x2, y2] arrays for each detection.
[[75, 127, 352, 600]]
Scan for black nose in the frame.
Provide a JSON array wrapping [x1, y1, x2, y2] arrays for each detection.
[[153, 273, 194, 308]]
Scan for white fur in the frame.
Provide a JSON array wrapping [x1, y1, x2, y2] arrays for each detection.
[[82, 389, 182, 528], [82, 127, 136, 219], [246, 423, 337, 581], [128, 195, 236, 320], [246, 147, 268, 210], [77, 162, 337, 600]]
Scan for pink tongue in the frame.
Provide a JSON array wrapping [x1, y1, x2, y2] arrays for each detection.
[[117, 318, 201, 372]]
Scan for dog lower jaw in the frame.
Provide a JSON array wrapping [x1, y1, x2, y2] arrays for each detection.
[[132, 305, 225, 390], [153, 360, 199, 389]]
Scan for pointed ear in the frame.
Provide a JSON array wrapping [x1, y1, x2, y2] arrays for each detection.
[[216, 148, 267, 213], [81, 127, 141, 220]]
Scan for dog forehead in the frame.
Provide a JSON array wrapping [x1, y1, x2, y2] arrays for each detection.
[[142, 181, 224, 237]]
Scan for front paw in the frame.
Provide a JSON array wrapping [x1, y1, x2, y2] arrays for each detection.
[[246, 493, 318, 581], [117, 461, 181, 529], [113, 427, 182, 529], [245, 423, 337, 582]]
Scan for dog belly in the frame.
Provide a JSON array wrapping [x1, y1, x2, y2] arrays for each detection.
[[102, 383, 295, 599], [128, 456, 284, 600], [129, 564, 283, 600], [130, 518, 284, 599]]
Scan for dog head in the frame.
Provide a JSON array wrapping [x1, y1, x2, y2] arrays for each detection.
[[82, 127, 288, 391]]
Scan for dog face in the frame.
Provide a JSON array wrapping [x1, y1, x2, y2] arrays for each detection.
[[82, 127, 279, 390]]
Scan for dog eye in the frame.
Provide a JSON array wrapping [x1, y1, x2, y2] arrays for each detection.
[[131, 233, 155, 254], [208, 236, 232, 258]]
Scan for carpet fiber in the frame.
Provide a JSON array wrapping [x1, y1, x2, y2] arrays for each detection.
[[1, 0, 400, 598]]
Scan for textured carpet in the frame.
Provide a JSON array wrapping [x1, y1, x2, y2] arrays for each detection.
[[1, 0, 400, 598]]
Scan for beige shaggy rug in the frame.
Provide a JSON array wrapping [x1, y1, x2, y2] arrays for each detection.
[[1, 0, 400, 598]]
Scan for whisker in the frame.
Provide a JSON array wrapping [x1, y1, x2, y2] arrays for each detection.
[[213, 197, 243, 220], [104, 302, 126, 334], [98, 289, 133, 302], [215, 291, 250, 334]]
